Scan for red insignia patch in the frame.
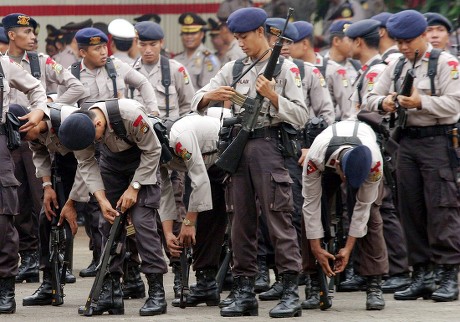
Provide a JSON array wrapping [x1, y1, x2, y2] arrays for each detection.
[[133, 115, 143, 127], [306, 160, 318, 175], [45, 56, 54, 65], [290, 67, 300, 75], [337, 69, 346, 76], [175, 142, 192, 161], [366, 72, 378, 82], [371, 161, 381, 173]]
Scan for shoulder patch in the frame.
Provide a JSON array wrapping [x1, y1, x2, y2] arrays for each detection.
[[306, 160, 318, 175], [448, 61, 459, 80], [366, 72, 379, 91], [337, 68, 348, 87], [369, 161, 382, 182], [313, 68, 326, 87], [175, 142, 192, 161], [178, 66, 190, 84], [290, 67, 301, 87]]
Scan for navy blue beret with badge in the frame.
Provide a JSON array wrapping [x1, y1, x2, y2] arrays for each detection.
[[329, 20, 352, 35], [8, 104, 29, 139], [371, 12, 393, 28], [291, 21, 313, 43], [135, 21, 164, 41], [0, 27, 8, 44], [2, 13, 37, 30], [59, 112, 96, 151], [265, 18, 299, 42], [387, 10, 427, 39], [227, 7, 267, 33], [424, 12, 453, 33], [345, 19, 380, 39], [341, 145, 372, 189], [75, 27, 108, 46]]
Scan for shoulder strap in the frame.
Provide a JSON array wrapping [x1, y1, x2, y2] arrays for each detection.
[[393, 55, 406, 91], [381, 48, 399, 63], [105, 58, 118, 98], [105, 99, 133, 145], [27, 52, 41, 79], [325, 121, 362, 162], [129, 57, 141, 99], [0, 60, 4, 122], [48, 103, 62, 135], [348, 58, 361, 72], [160, 55, 171, 117], [71, 61, 81, 79], [292, 59, 305, 80], [232, 58, 245, 84], [317, 57, 328, 78], [428, 48, 441, 96]]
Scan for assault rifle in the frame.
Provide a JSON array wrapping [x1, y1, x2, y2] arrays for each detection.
[[215, 8, 294, 174], [80, 209, 128, 316], [216, 223, 232, 294], [179, 247, 192, 309]]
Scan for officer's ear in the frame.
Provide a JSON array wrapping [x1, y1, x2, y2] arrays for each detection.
[[79, 47, 87, 58], [7, 29, 16, 41]]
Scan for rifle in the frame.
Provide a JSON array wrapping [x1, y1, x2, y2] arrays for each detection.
[[215, 8, 294, 174], [80, 209, 128, 316], [216, 223, 232, 294], [49, 166, 68, 306], [317, 242, 333, 310], [179, 247, 192, 309]]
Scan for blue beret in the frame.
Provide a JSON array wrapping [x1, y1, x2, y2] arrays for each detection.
[[291, 21, 313, 43], [135, 21, 164, 41], [424, 12, 453, 33], [387, 10, 427, 39], [75, 27, 108, 46], [329, 20, 353, 35], [8, 104, 29, 138], [59, 113, 95, 151], [265, 18, 299, 42], [345, 19, 380, 39], [0, 27, 8, 44], [342, 145, 372, 189], [371, 12, 393, 28], [2, 13, 37, 30], [227, 8, 267, 33]]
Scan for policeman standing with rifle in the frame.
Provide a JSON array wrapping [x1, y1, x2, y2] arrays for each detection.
[[192, 7, 308, 318]]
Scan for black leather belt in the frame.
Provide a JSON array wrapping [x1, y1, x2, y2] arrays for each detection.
[[249, 127, 280, 139], [0, 123, 6, 136], [401, 124, 455, 139]]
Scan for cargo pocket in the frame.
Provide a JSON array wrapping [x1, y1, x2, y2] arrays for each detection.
[[270, 172, 294, 212], [224, 177, 234, 213], [137, 184, 161, 209], [0, 171, 20, 215], [437, 168, 460, 208]]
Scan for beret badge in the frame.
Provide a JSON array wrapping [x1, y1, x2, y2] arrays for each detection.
[[17, 15, 30, 26], [89, 36, 101, 45]]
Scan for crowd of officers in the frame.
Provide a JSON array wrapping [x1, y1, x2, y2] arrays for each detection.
[[0, 2, 459, 320]]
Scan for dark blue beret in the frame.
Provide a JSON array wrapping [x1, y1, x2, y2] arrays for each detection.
[[75, 27, 108, 46], [345, 19, 380, 39], [2, 13, 38, 30], [265, 18, 299, 42], [342, 145, 372, 189], [424, 12, 453, 33], [227, 8, 267, 33], [387, 10, 427, 39], [291, 21, 314, 43], [0, 27, 8, 44], [329, 20, 353, 35], [371, 12, 393, 28], [135, 21, 164, 41], [59, 113, 95, 151], [8, 104, 29, 138]]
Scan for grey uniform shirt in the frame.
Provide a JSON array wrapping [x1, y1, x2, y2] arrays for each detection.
[[221, 39, 246, 65], [53, 46, 78, 69], [174, 43, 220, 90], [1, 56, 48, 122], [192, 56, 308, 128], [132, 57, 195, 120], [302, 120, 383, 239], [365, 44, 460, 126], [160, 114, 220, 221], [70, 99, 162, 201]]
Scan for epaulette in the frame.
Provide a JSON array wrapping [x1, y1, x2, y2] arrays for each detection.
[[202, 49, 211, 57]]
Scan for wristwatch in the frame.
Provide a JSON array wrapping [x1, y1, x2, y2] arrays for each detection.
[[183, 218, 195, 226], [131, 181, 141, 190]]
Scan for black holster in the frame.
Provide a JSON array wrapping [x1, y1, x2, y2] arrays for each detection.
[[5, 112, 21, 150], [279, 123, 297, 158]]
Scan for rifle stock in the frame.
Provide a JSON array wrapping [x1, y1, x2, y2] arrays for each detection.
[[317, 259, 332, 310], [216, 225, 232, 293], [179, 247, 192, 309]]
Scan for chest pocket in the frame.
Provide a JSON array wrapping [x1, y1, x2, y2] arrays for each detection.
[[155, 84, 178, 110], [106, 73, 126, 98], [416, 78, 440, 96]]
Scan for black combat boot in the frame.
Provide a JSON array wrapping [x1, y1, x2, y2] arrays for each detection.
[[366, 276, 385, 310], [259, 275, 283, 301], [15, 251, 39, 283], [91, 273, 124, 315], [139, 273, 167, 316], [0, 277, 16, 314], [381, 273, 412, 293], [65, 268, 76, 284], [171, 262, 182, 298], [79, 253, 99, 278], [301, 273, 320, 309], [23, 270, 53, 306], [172, 268, 219, 307], [338, 273, 367, 292], [431, 265, 459, 302], [122, 261, 145, 299], [394, 264, 436, 300], [254, 256, 270, 293], [219, 280, 238, 308], [220, 276, 258, 317], [269, 273, 302, 318]]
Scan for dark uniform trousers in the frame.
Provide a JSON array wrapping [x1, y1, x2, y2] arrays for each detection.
[[83, 197, 103, 262], [12, 142, 42, 252], [302, 170, 389, 276], [227, 136, 301, 276], [397, 135, 460, 266], [98, 145, 167, 275], [0, 135, 20, 278], [38, 152, 75, 269]]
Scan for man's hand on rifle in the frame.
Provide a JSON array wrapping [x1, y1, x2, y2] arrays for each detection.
[[94, 190, 119, 224], [116, 185, 139, 213], [311, 239, 336, 277], [333, 236, 356, 273], [162, 220, 182, 257], [59, 199, 78, 235], [382, 93, 398, 113], [397, 87, 421, 109], [256, 75, 278, 108], [200, 86, 235, 109], [43, 185, 58, 221]]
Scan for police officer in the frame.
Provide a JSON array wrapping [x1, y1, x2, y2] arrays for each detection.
[[370, 13, 401, 64], [192, 7, 308, 318], [0, 27, 8, 54], [0, 55, 48, 314], [108, 19, 136, 65], [303, 119, 388, 310], [366, 10, 460, 302], [424, 12, 453, 52], [215, 18, 246, 65], [174, 12, 220, 90], [59, 99, 167, 316], [54, 19, 93, 68]]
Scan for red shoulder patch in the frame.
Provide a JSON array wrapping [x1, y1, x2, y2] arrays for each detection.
[[337, 69, 346, 76], [306, 160, 318, 175], [45, 56, 55, 65], [133, 115, 143, 127]]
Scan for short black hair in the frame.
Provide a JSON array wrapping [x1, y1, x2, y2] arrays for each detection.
[[113, 38, 132, 51]]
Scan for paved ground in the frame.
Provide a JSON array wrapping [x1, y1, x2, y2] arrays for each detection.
[[8, 231, 460, 321]]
